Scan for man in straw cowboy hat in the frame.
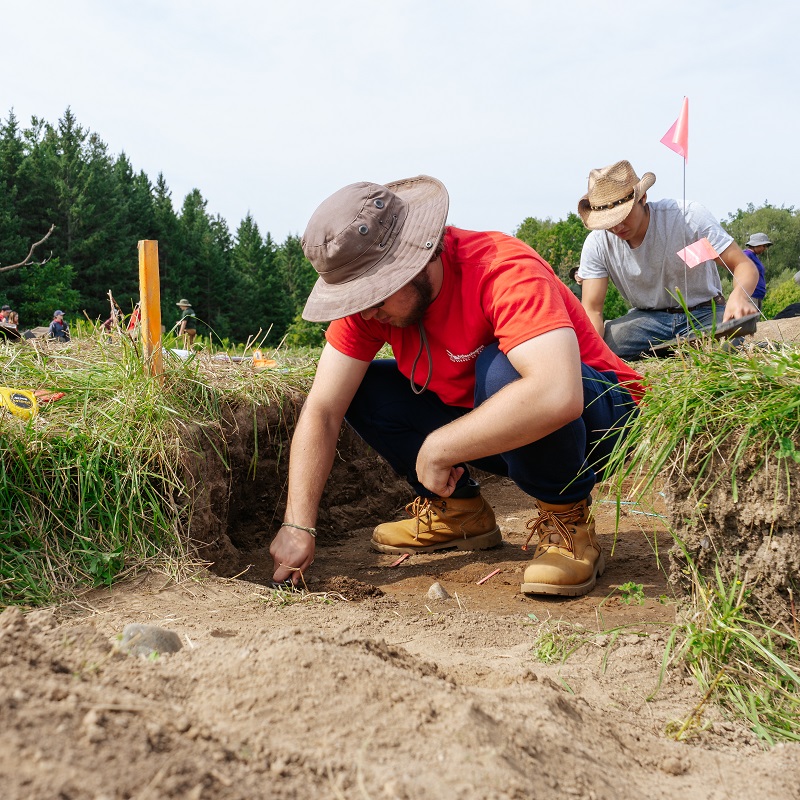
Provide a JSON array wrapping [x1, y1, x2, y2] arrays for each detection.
[[576, 160, 758, 360], [742, 232, 772, 309], [269, 175, 644, 597]]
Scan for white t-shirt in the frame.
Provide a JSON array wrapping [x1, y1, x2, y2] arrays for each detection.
[[578, 199, 732, 310]]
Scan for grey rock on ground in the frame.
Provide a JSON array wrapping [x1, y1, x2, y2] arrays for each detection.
[[118, 623, 183, 657], [427, 582, 450, 601]]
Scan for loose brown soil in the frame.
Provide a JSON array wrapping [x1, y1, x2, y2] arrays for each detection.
[[1, 317, 799, 800]]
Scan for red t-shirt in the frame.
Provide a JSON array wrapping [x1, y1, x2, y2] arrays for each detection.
[[326, 227, 643, 408]]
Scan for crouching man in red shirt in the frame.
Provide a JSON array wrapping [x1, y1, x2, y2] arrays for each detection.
[[270, 175, 643, 598]]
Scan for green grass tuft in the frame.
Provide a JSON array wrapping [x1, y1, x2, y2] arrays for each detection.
[[602, 337, 800, 744], [0, 329, 317, 607]]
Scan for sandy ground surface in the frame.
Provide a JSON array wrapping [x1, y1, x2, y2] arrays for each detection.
[[2, 475, 799, 800], [1, 315, 799, 800]]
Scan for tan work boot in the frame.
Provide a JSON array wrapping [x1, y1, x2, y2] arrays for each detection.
[[520, 498, 604, 597], [371, 495, 502, 554]]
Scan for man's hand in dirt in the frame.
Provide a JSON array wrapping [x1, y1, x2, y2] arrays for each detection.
[[270, 526, 316, 586]]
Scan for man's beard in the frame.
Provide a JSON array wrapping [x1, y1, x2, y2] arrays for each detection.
[[394, 269, 435, 328]]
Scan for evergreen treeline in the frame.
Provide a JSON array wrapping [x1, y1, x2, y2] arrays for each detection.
[[3, 108, 799, 338], [0, 108, 322, 345]]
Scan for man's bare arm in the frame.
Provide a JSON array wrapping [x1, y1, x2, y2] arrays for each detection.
[[716, 242, 759, 321], [580, 277, 609, 339], [415, 328, 584, 497], [270, 343, 369, 584]]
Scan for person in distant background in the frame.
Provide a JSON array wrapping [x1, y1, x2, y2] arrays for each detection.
[[567, 266, 583, 299], [743, 232, 771, 309], [0, 304, 17, 326], [48, 310, 69, 342], [175, 299, 197, 348]]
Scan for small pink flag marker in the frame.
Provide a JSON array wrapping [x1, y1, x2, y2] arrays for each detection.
[[661, 97, 689, 161], [388, 553, 410, 567], [677, 237, 719, 268]]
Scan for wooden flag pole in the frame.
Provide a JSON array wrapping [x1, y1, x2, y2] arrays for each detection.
[[137, 240, 163, 381]]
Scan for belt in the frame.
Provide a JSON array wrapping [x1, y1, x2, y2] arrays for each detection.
[[662, 294, 725, 314]]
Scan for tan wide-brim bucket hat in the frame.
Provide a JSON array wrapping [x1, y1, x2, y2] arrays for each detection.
[[301, 175, 449, 322], [578, 160, 656, 230]]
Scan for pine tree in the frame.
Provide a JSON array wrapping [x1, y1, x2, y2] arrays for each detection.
[[0, 110, 27, 266], [230, 214, 287, 343], [152, 172, 183, 314], [73, 133, 137, 319], [174, 189, 233, 340], [275, 234, 317, 314]]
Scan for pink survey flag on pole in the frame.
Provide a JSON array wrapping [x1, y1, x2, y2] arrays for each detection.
[[677, 237, 719, 268], [661, 97, 689, 160]]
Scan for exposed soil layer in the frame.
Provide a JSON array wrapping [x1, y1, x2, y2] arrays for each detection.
[[181, 392, 410, 576], [661, 317, 800, 624], [664, 447, 800, 624]]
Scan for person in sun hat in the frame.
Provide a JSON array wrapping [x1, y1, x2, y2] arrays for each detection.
[[576, 160, 759, 360], [175, 298, 197, 348], [269, 175, 644, 598], [742, 232, 772, 309]]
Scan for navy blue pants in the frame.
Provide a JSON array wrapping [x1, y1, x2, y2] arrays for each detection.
[[344, 343, 637, 504]]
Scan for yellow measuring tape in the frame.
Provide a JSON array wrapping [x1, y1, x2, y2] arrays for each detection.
[[0, 387, 39, 420]]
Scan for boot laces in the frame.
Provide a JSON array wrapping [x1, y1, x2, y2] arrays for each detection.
[[406, 497, 437, 540], [522, 505, 585, 552]]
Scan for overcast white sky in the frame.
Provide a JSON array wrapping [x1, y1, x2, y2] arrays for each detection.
[[3, 1, 798, 243]]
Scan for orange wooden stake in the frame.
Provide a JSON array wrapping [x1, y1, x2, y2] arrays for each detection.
[[138, 239, 163, 382], [476, 568, 501, 585]]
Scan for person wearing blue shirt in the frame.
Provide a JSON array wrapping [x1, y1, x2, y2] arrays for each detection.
[[743, 233, 771, 309], [48, 310, 70, 342]]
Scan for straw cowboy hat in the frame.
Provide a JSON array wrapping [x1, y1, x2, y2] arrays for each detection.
[[301, 175, 449, 322], [746, 233, 773, 248], [176, 299, 193, 307], [578, 160, 656, 230]]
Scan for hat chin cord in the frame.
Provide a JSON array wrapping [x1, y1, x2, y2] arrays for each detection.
[[410, 321, 432, 395]]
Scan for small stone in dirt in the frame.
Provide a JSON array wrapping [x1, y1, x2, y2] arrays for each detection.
[[427, 582, 450, 600], [118, 623, 183, 657], [173, 715, 191, 733], [660, 756, 688, 775]]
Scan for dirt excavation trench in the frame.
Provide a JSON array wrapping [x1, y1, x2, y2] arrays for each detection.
[[1, 387, 800, 799]]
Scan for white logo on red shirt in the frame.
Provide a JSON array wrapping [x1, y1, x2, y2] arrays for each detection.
[[446, 345, 485, 363]]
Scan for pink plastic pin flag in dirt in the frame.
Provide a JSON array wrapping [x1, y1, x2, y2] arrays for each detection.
[[476, 568, 501, 585], [661, 96, 689, 160], [677, 237, 719, 268]]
